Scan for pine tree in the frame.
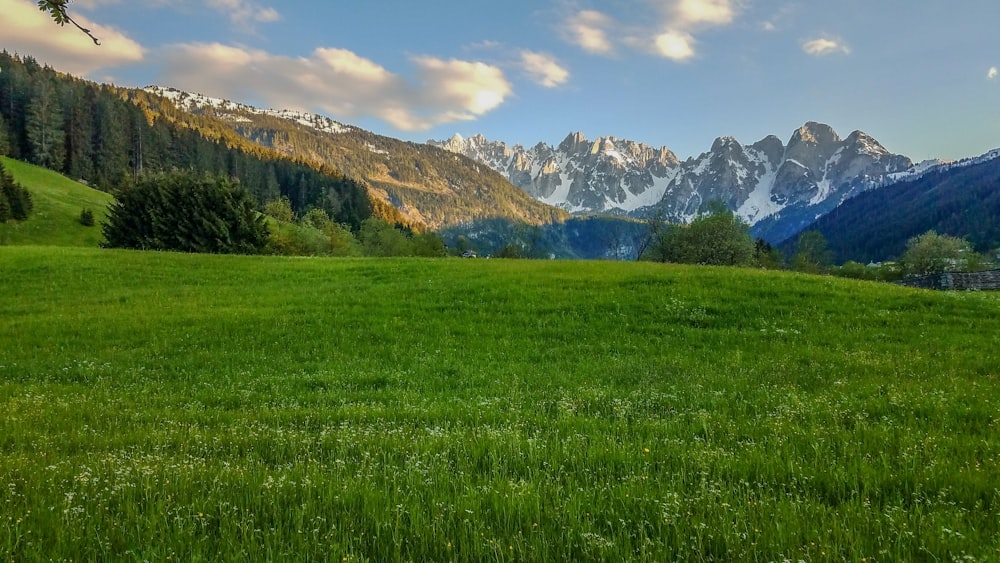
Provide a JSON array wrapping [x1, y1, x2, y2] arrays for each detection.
[[26, 76, 65, 170], [0, 161, 10, 223], [62, 84, 95, 181], [91, 92, 129, 190], [0, 191, 10, 224], [103, 171, 269, 254], [0, 161, 33, 221], [0, 113, 10, 155]]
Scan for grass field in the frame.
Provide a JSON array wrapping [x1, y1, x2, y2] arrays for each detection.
[[1, 247, 998, 561], [0, 157, 113, 247]]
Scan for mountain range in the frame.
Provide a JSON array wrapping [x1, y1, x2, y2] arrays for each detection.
[[126, 85, 1000, 256], [149, 85, 940, 245], [148, 82, 999, 257], [430, 123, 919, 242]]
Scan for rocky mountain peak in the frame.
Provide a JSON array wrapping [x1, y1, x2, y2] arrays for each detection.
[[791, 121, 841, 146], [750, 135, 785, 164], [591, 137, 618, 156], [844, 130, 889, 157], [559, 131, 589, 153], [710, 136, 740, 153]]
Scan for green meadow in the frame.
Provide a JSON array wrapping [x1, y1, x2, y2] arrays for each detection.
[[1, 247, 998, 561]]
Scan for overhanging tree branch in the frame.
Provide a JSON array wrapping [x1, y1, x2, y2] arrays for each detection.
[[37, 0, 101, 45]]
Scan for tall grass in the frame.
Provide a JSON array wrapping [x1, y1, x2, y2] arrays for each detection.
[[1, 247, 998, 561]]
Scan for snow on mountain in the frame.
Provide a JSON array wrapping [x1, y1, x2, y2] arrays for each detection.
[[885, 147, 1000, 184], [145, 86, 352, 136], [431, 132, 681, 215], [431, 122, 914, 241]]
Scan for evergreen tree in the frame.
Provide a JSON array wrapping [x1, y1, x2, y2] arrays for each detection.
[[26, 76, 64, 170], [0, 161, 33, 221], [0, 53, 30, 159], [103, 171, 269, 254], [0, 189, 10, 224], [0, 113, 9, 155], [92, 93, 129, 190], [753, 238, 784, 269]]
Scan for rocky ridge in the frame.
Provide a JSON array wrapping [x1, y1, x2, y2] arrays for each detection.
[[431, 123, 916, 241]]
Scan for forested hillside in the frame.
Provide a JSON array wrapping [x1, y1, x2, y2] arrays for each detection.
[[0, 52, 376, 229], [788, 155, 1000, 263], [146, 87, 569, 230]]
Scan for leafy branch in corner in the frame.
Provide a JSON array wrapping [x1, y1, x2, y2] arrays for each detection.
[[37, 0, 100, 45]]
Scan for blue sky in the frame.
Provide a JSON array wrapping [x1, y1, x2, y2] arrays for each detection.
[[4, 0, 999, 161]]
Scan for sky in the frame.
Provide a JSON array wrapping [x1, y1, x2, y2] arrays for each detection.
[[3, 0, 1000, 162]]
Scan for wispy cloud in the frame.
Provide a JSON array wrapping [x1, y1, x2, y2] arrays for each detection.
[[160, 43, 512, 132], [760, 3, 796, 33], [207, 0, 280, 26], [562, 10, 616, 56], [0, 0, 144, 75], [561, 0, 740, 62], [519, 51, 570, 88], [988, 67, 998, 81], [802, 37, 851, 56]]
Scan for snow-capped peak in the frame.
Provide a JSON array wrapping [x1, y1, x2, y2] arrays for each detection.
[[430, 122, 913, 243], [145, 85, 352, 136]]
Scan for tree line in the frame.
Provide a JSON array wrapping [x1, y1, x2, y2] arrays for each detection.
[[638, 203, 996, 280]]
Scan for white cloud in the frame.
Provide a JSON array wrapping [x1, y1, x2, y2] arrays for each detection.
[[208, 0, 280, 26], [160, 43, 512, 132], [654, 30, 696, 62], [563, 10, 616, 56], [561, 1, 739, 62], [674, 0, 735, 27], [519, 51, 570, 88], [412, 57, 511, 117], [0, 0, 144, 75], [988, 67, 998, 80], [802, 38, 851, 56]]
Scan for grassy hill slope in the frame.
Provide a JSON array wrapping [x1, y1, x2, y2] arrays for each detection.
[[1, 248, 998, 561], [0, 157, 113, 247]]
